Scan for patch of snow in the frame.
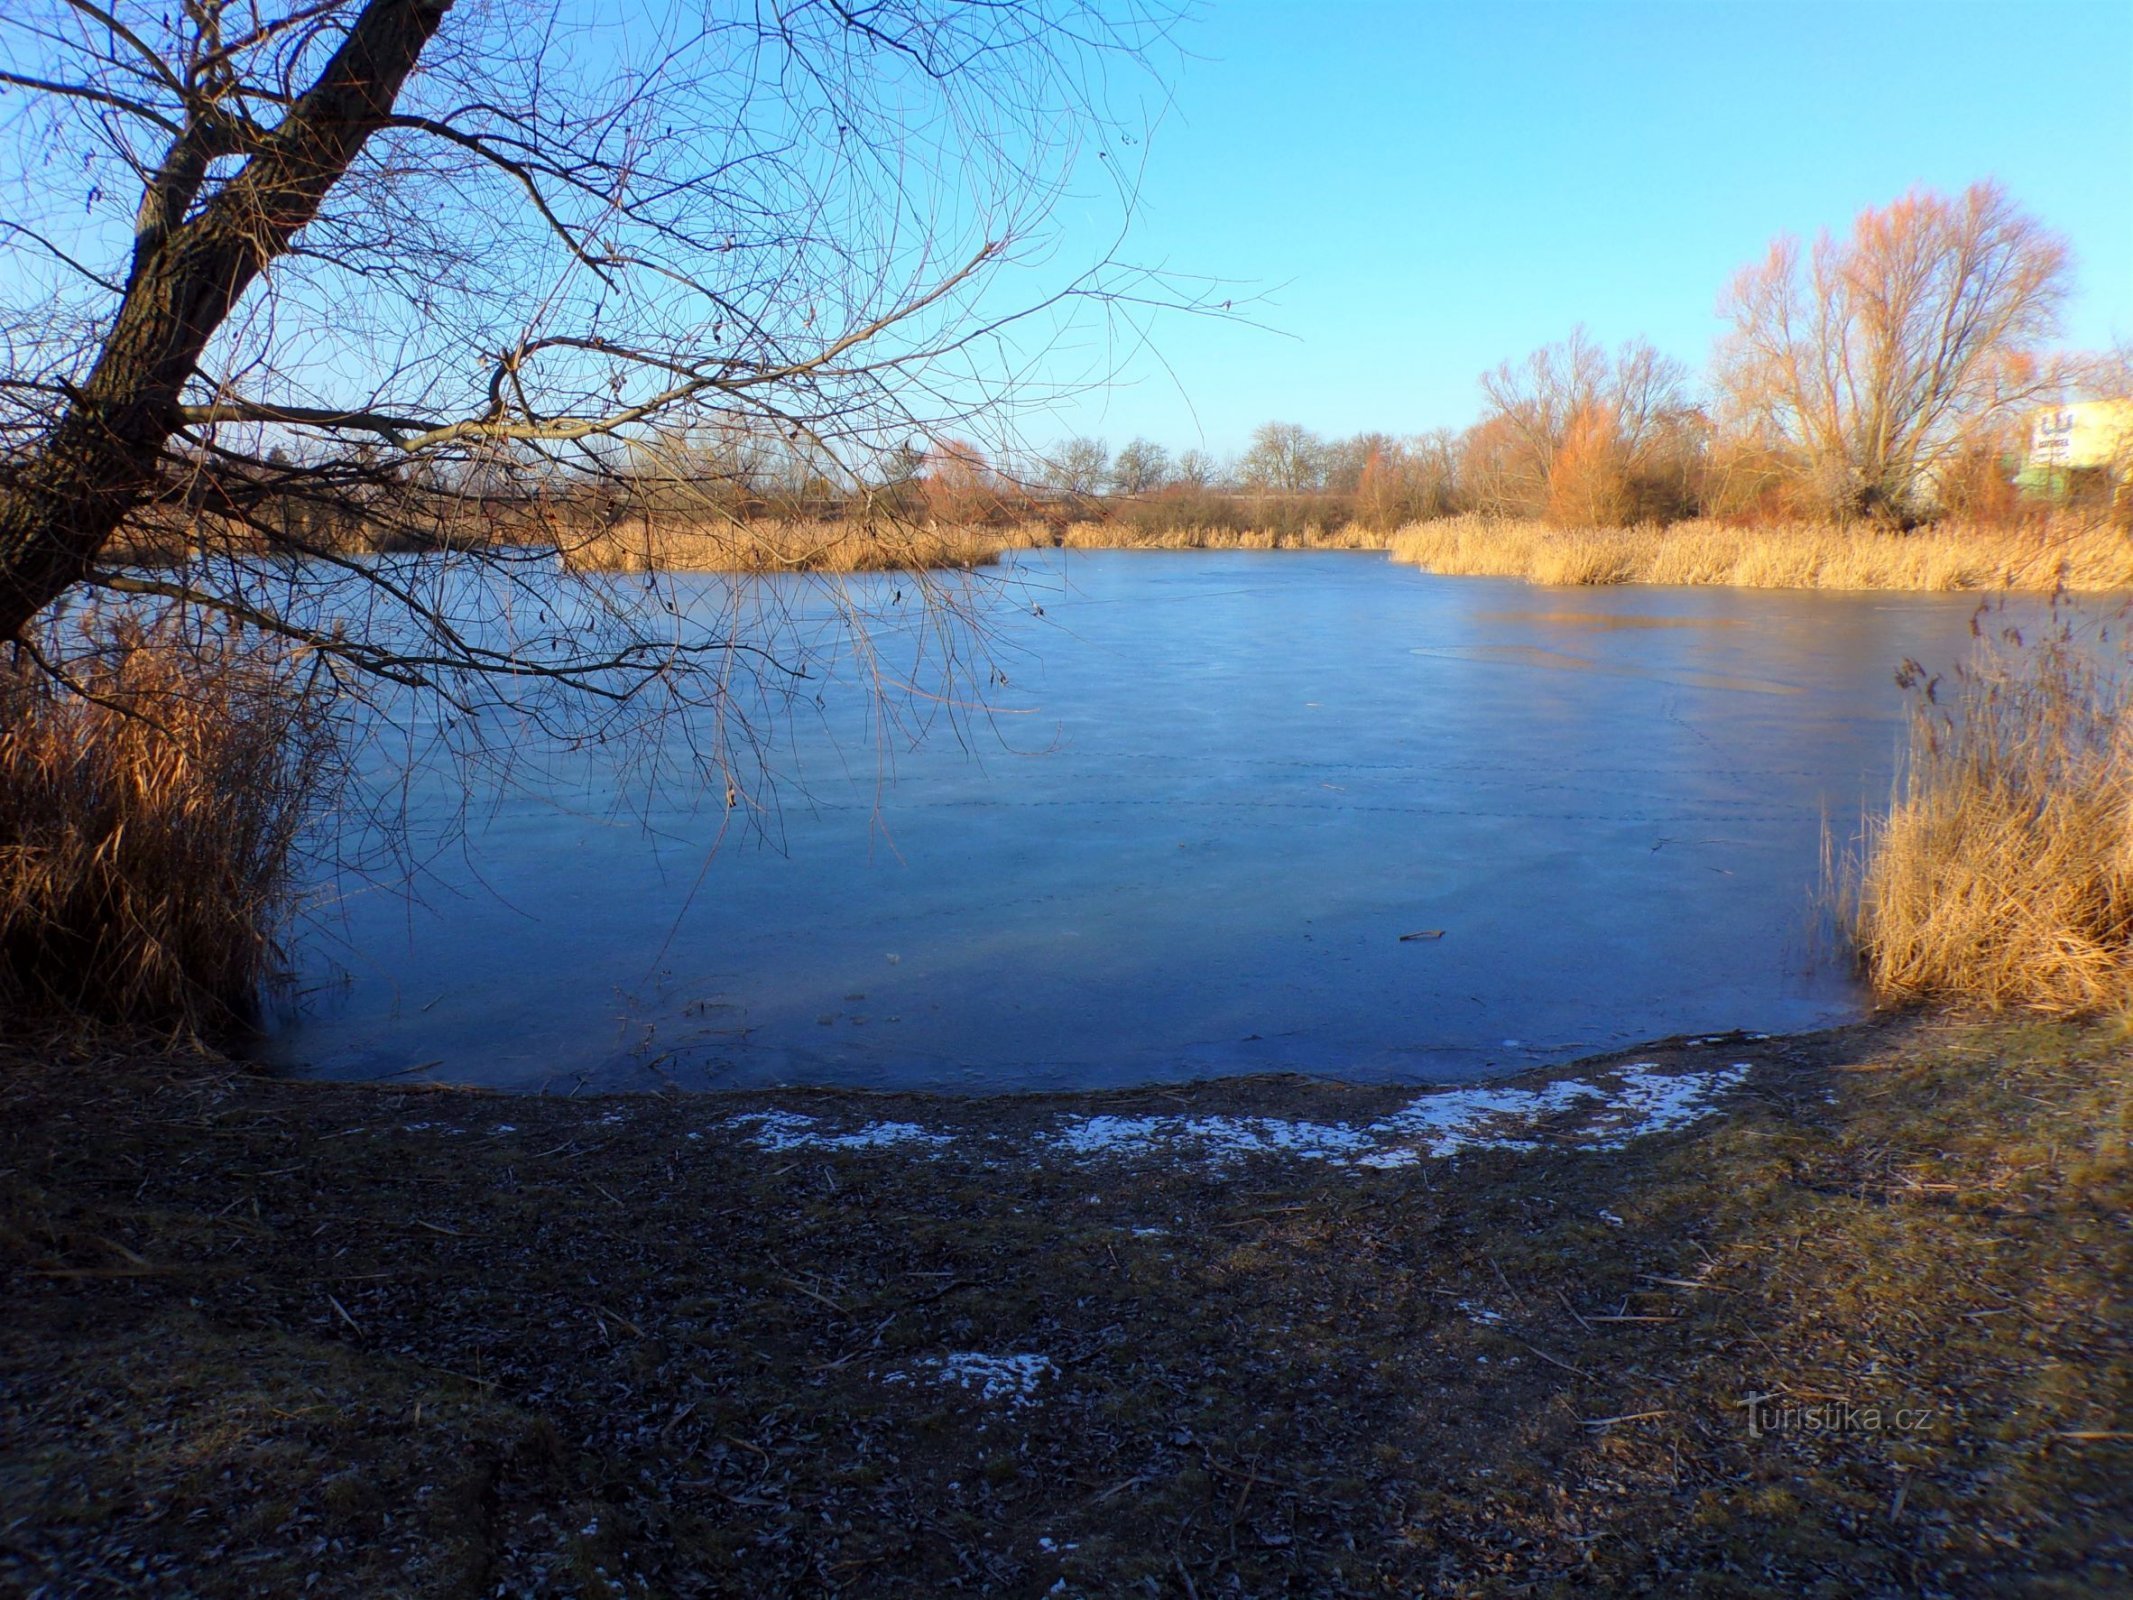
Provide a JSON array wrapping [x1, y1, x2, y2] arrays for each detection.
[[726, 1110, 951, 1153], [883, 1352, 1057, 1406], [1577, 1062, 1754, 1146], [826, 1120, 952, 1151], [1045, 1061, 1751, 1170], [1049, 1113, 1373, 1163], [1365, 1077, 1595, 1158]]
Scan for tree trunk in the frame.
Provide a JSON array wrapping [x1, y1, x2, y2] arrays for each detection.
[[0, 0, 452, 643]]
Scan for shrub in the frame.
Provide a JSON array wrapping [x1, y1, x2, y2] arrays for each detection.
[[0, 617, 339, 1032]]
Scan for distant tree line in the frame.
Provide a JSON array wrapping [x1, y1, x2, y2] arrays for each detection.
[[127, 179, 2124, 566], [1022, 181, 2127, 533]]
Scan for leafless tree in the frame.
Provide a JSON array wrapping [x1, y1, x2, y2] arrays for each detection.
[[1317, 432, 1379, 495], [1108, 436, 1168, 495], [1044, 435, 1111, 499], [1237, 420, 1323, 494], [2065, 339, 2133, 408], [1170, 446, 1219, 490], [1475, 327, 1696, 520], [1714, 181, 2070, 522], [0, 0, 1191, 774], [1346, 432, 1462, 530]]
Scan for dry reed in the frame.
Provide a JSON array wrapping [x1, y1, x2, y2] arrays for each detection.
[[1053, 520, 1388, 552], [1390, 515, 2133, 593], [557, 515, 1400, 571], [1844, 626, 2133, 1014], [559, 517, 1016, 573], [0, 618, 338, 1031]]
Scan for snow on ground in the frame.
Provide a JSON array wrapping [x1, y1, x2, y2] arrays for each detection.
[[1050, 1113, 1374, 1162], [726, 1110, 952, 1153], [882, 1352, 1058, 1406], [1045, 1062, 1752, 1169], [715, 1061, 1753, 1170]]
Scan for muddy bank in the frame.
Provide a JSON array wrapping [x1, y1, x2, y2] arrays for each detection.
[[3, 1017, 2128, 1595]]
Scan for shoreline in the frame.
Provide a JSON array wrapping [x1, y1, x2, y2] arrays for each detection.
[[6, 1011, 2127, 1595], [254, 1016, 1815, 1108], [205, 510, 2130, 593]]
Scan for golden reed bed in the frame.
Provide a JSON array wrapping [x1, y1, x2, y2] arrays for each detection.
[[558, 517, 1387, 571], [1388, 514, 2133, 592], [557, 517, 1014, 574], [565, 511, 2131, 591]]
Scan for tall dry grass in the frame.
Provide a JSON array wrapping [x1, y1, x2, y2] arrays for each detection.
[[558, 514, 1396, 570], [1390, 514, 2133, 592], [559, 517, 1015, 573], [1053, 520, 1388, 552], [1844, 627, 2133, 1014], [0, 618, 339, 1032]]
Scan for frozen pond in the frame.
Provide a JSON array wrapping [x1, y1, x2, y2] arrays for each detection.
[[266, 549, 2016, 1092]]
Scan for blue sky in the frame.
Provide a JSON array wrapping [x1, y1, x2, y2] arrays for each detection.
[[1035, 0, 2133, 456]]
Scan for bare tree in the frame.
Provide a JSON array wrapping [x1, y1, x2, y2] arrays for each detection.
[[1044, 435, 1111, 498], [0, 1, 1189, 753], [1108, 436, 1169, 495], [1317, 432, 1380, 495], [2093, 340, 2133, 402], [1237, 420, 1323, 494], [916, 436, 1004, 524], [1171, 446, 1220, 490], [1475, 327, 1696, 521], [1414, 428, 1464, 512], [1456, 413, 1527, 520], [1477, 326, 1608, 512], [1714, 181, 2070, 522], [1350, 433, 1461, 530]]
